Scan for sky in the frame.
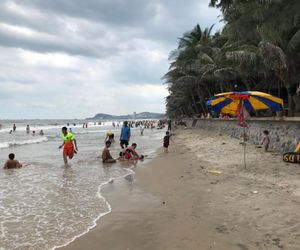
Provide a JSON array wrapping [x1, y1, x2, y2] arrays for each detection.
[[0, 0, 222, 119]]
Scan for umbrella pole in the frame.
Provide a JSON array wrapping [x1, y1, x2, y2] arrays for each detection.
[[241, 100, 246, 169], [243, 126, 246, 168]]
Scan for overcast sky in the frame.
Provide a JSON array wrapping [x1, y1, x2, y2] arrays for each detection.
[[0, 0, 222, 119]]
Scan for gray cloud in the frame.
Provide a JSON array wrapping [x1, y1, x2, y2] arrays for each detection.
[[16, 0, 158, 26], [0, 0, 222, 118], [0, 0, 222, 56]]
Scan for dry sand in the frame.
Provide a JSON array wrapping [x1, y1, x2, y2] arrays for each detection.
[[60, 128, 300, 250]]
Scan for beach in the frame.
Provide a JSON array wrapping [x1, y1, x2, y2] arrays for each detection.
[[0, 120, 165, 250], [61, 128, 300, 250]]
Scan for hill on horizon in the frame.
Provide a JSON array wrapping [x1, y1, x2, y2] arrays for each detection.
[[87, 112, 166, 120]]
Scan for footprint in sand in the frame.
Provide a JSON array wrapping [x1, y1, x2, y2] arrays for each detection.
[[236, 243, 249, 250], [215, 224, 230, 234]]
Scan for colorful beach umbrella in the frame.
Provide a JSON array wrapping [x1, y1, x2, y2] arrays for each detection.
[[206, 91, 284, 169], [206, 91, 284, 115]]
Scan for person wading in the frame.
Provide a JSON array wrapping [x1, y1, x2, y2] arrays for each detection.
[[59, 127, 78, 165]]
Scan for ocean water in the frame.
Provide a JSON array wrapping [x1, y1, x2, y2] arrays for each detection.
[[0, 120, 165, 250]]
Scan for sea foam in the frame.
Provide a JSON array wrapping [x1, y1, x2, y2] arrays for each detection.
[[0, 137, 48, 149]]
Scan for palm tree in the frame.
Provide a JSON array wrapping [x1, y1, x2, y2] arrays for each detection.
[[210, 0, 300, 116]]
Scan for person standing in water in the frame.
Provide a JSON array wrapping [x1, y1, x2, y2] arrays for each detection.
[[167, 120, 172, 131], [120, 121, 131, 149], [13, 124, 16, 132], [140, 124, 145, 136], [26, 125, 30, 134], [59, 127, 78, 165]]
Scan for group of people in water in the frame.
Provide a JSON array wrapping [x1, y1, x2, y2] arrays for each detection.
[[61, 120, 171, 165], [102, 120, 167, 164], [7, 124, 44, 135], [3, 120, 172, 168]]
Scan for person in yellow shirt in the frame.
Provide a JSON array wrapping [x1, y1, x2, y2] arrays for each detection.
[[59, 127, 78, 165], [105, 132, 115, 143]]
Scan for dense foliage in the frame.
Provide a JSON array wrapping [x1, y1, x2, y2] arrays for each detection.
[[164, 0, 300, 118]]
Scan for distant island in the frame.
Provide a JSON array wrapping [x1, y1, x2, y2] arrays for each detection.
[[87, 112, 166, 120]]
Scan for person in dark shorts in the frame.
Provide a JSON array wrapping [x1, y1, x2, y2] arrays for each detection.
[[167, 120, 172, 131], [163, 131, 173, 153], [120, 121, 131, 149], [3, 153, 23, 169]]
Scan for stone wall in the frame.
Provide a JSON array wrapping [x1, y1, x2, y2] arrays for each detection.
[[185, 118, 300, 153]]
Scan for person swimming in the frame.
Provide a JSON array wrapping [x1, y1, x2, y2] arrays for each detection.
[[26, 125, 30, 134], [3, 153, 22, 169]]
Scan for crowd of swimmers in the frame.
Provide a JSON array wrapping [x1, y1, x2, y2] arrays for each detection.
[[7, 124, 45, 136], [3, 120, 173, 168]]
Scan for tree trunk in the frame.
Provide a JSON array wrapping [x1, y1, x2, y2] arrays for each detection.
[[219, 81, 224, 92], [190, 92, 200, 114], [292, 95, 300, 113], [196, 88, 206, 113], [287, 92, 295, 117]]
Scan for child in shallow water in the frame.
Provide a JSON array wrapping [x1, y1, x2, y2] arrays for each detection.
[[118, 143, 145, 161]]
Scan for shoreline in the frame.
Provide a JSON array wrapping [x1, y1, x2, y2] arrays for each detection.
[[59, 129, 234, 250], [51, 178, 113, 250], [53, 164, 137, 250], [60, 128, 300, 250]]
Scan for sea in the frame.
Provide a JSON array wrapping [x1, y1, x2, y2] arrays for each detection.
[[0, 119, 165, 250]]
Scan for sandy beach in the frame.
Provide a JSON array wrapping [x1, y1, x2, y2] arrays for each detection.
[[61, 128, 300, 250]]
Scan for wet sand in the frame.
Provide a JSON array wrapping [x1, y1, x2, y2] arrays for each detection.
[[60, 129, 300, 250]]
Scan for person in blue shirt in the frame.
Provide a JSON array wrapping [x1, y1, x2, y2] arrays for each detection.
[[120, 121, 131, 149]]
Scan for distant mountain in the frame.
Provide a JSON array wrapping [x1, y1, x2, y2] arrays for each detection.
[[88, 112, 166, 120]]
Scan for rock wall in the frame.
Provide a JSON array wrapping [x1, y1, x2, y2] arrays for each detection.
[[185, 118, 300, 153]]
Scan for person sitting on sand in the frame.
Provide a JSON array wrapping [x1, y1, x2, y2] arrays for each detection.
[[102, 141, 116, 163], [260, 130, 270, 151], [3, 153, 22, 169]]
